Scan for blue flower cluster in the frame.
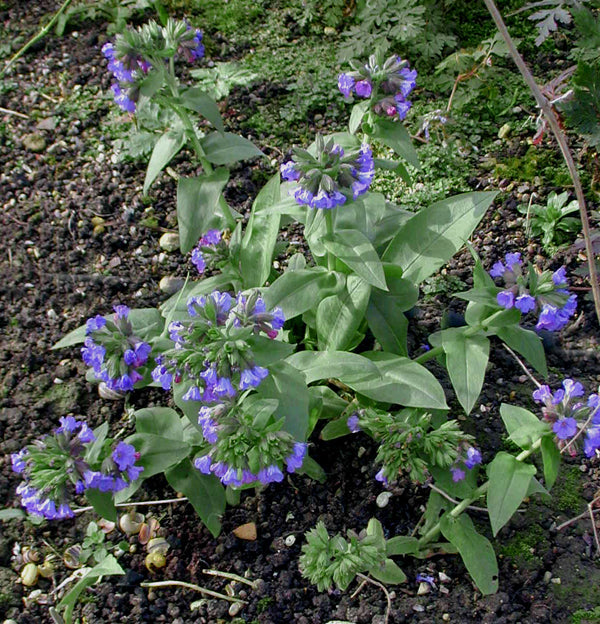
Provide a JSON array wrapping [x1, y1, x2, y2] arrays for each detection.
[[281, 138, 374, 210], [533, 379, 600, 457], [82, 305, 152, 394], [11, 417, 143, 520], [338, 54, 417, 121], [450, 446, 482, 482], [102, 42, 148, 113], [152, 291, 284, 402], [178, 25, 205, 62], [191, 229, 223, 274], [489, 253, 577, 332]]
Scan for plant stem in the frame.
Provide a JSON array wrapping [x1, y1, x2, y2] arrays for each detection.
[[325, 209, 336, 271], [140, 580, 246, 604], [1, 0, 75, 78], [417, 438, 542, 547], [483, 0, 600, 326]]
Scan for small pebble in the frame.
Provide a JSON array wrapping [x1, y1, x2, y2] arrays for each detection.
[[159, 232, 180, 252], [442, 614, 450, 621], [228, 602, 244, 616], [376, 492, 392, 508], [417, 582, 430, 595], [412, 604, 425, 613], [551, 577, 561, 584], [284, 535, 296, 547], [543, 571, 552, 583]]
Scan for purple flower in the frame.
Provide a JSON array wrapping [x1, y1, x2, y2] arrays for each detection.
[[214, 376, 236, 398], [515, 294, 536, 314], [533, 385, 552, 404], [11, 449, 27, 473], [338, 73, 355, 97], [552, 267, 568, 286], [191, 29, 204, 60], [280, 161, 301, 181], [536, 304, 569, 332], [563, 379, 584, 398], [464, 447, 482, 469], [375, 468, 389, 487], [504, 253, 522, 271], [200, 229, 221, 246], [553, 417, 578, 440], [347, 414, 361, 433], [497, 290, 514, 309], [111, 84, 136, 113], [588, 394, 600, 424], [86, 315, 106, 334], [194, 455, 212, 474], [416, 573, 436, 588], [77, 423, 96, 444], [81, 338, 106, 372], [239, 366, 269, 390], [451, 467, 466, 482], [257, 465, 284, 484], [58, 416, 79, 433], [584, 427, 600, 457], [489, 261, 505, 278], [355, 80, 372, 98], [112, 441, 138, 471], [113, 304, 130, 319], [286, 442, 307, 473], [152, 364, 173, 390], [191, 248, 206, 274]]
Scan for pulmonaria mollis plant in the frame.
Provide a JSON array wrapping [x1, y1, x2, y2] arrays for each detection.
[[533, 379, 600, 456], [11, 417, 143, 519], [82, 305, 152, 394], [338, 50, 417, 120], [489, 254, 577, 331], [280, 134, 374, 209]]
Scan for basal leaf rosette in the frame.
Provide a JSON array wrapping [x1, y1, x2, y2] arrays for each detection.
[[281, 134, 374, 209], [10, 417, 143, 519], [489, 254, 577, 332], [152, 290, 284, 401], [82, 305, 152, 394], [338, 51, 417, 121]]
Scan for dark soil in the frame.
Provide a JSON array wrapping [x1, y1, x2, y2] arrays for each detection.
[[1, 2, 599, 624]]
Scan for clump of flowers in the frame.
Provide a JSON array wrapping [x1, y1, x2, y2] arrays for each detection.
[[10, 417, 143, 519], [280, 134, 374, 209], [82, 305, 152, 394], [450, 445, 482, 482], [102, 18, 204, 113], [489, 254, 577, 332], [152, 290, 284, 401], [194, 400, 307, 487], [533, 379, 600, 457], [346, 407, 474, 486], [338, 52, 417, 121], [191, 229, 227, 274]]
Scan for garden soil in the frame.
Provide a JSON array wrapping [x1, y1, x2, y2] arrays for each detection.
[[1, 2, 599, 623]]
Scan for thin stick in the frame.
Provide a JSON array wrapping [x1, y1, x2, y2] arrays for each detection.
[[140, 580, 247, 604], [1, 0, 75, 78], [427, 483, 489, 513], [202, 568, 257, 589], [72, 496, 188, 514], [589, 497, 600, 556], [556, 503, 600, 531], [355, 573, 392, 624], [0, 106, 29, 119], [483, 0, 600, 326], [501, 344, 542, 388]]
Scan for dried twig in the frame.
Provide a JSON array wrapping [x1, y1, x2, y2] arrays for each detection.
[[355, 573, 393, 624], [140, 580, 247, 604], [0, 106, 29, 119], [556, 499, 600, 531], [427, 483, 489, 513], [501, 343, 542, 388], [483, 0, 600, 326], [72, 496, 188, 515], [202, 568, 258, 589]]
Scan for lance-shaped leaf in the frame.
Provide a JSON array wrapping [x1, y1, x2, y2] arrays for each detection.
[[487, 452, 536, 536], [200, 131, 264, 165], [177, 169, 229, 254], [496, 325, 548, 377], [370, 117, 420, 167], [441, 328, 489, 415], [383, 192, 498, 283], [181, 87, 224, 132], [143, 128, 186, 194]]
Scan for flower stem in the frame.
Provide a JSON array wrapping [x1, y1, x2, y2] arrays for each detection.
[[325, 210, 336, 272]]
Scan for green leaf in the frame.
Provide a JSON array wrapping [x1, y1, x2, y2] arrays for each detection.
[[369, 558, 407, 585], [370, 118, 420, 168], [263, 268, 344, 320], [439, 513, 498, 595], [316, 275, 371, 350], [320, 417, 353, 440], [366, 294, 408, 355], [383, 192, 498, 283], [286, 351, 381, 386], [85, 423, 109, 465], [177, 169, 229, 254], [57, 555, 124, 623], [385, 535, 420, 556], [166, 458, 225, 537], [441, 329, 489, 415], [160, 273, 236, 319], [323, 229, 388, 290], [356, 352, 448, 409], [246, 335, 296, 366], [256, 361, 310, 441], [496, 325, 548, 377], [541, 435, 561, 490], [180, 87, 224, 132], [84, 489, 117, 522], [240, 173, 281, 288], [52, 324, 87, 349], [349, 100, 371, 134], [143, 128, 185, 195], [124, 433, 191, 479], [299, 455, 327, 483], [0, 508, 25, 522], [134, 407, 184, 440], [430, 464, 479, 500], [500, 404, 548, 449], [487, 452, 536, 536], [138, 68, 164, 98], [200, 132, 264, 165]]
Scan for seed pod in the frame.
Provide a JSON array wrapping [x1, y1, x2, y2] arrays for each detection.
[[145, 551, 166, 573], [21, 562, 39, 587], [119, 511, 144, 536], [146, 537, 169, 555], [63, 545, 83, 569], [22, 547, 41, 564], [138, 517, 160, 545]]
